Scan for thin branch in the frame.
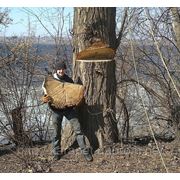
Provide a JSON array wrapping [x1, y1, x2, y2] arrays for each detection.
[[117, 79, 165, 103]]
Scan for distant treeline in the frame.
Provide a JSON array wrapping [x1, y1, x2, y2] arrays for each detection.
[[0, 42, 72, 57]]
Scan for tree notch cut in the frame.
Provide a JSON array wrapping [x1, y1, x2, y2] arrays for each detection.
[[76, 41, 116, 60]]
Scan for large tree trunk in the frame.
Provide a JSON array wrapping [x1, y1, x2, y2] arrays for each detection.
[[73, 7, 118, 150]]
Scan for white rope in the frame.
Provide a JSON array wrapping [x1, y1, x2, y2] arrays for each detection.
[[76, 59, 114, 63], [129, 29, 169, 173], [87, 108, 103, 116], [154, 41, 180, 98]]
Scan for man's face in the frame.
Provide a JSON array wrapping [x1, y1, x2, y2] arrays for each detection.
[[57, 68, 65, 76]]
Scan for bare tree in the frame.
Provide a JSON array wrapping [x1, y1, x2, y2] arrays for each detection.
[[114, 8, 179, 144], [0, 35, 54, 146], [23, 8, 73, 74], [0, 8, 12, 29]]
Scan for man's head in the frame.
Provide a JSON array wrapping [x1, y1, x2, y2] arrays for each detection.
[[55, 61, 67, 77]]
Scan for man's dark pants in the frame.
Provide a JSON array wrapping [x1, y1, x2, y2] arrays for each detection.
[[51, 107, 89, 156]]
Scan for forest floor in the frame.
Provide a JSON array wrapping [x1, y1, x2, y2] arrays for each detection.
[[0, 140, 179, 173]]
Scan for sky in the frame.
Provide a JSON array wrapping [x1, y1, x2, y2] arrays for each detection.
[[1, 7, 74, 37]]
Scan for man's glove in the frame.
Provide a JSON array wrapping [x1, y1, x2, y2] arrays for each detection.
[[41, 94, 53, 103]]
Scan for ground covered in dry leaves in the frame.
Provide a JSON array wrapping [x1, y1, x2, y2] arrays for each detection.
[[0, 141, 179, 173]]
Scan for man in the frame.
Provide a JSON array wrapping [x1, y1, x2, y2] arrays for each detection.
[[42, 61, 93, 162]]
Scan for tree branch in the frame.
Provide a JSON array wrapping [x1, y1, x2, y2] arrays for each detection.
[[117, 79, 165, 103], [115, 7, 129, 49]]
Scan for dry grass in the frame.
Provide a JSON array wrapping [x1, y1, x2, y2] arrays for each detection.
[[0, 141, 179, 173]]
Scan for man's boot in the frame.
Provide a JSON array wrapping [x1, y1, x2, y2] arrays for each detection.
[[53, 154, 61, 161], [82, 147, 93, 162], [76, 134, 93, 162]]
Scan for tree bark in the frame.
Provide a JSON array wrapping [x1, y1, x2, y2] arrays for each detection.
[[73, 7, 118, 149]]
